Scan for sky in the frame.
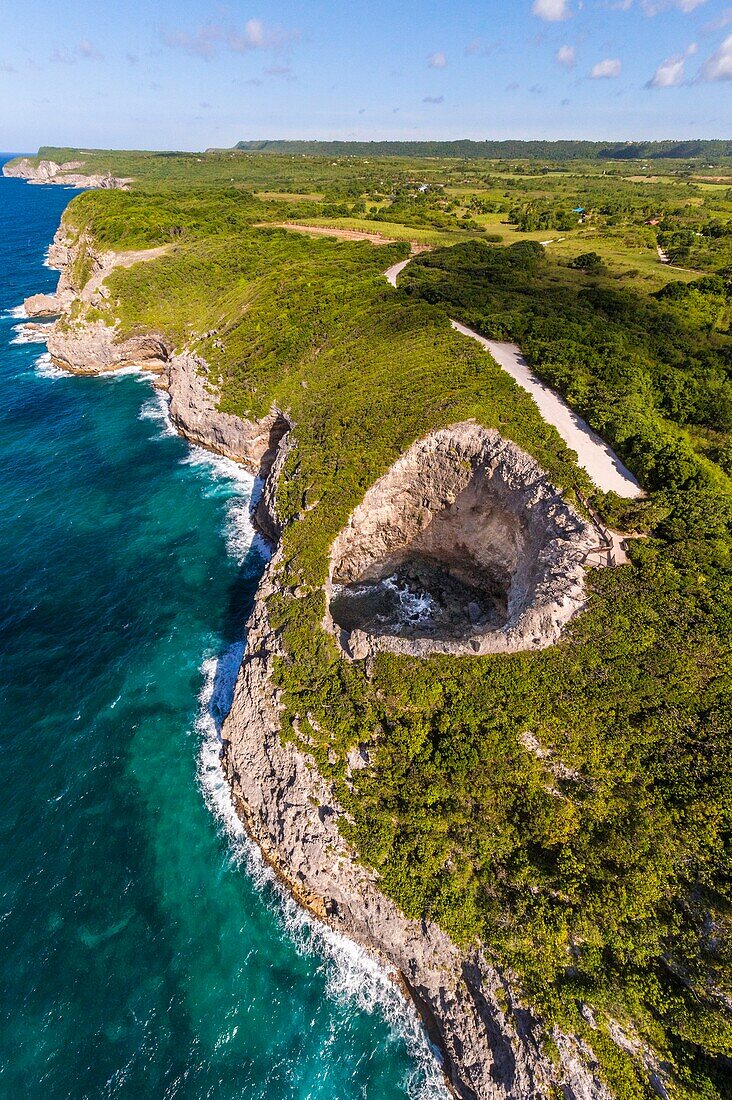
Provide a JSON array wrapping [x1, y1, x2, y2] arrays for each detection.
[[1, 0, 731, 152]]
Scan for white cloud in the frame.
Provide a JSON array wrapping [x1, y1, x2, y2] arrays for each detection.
[[465, 37, 501, 56], [532, 0, 572, 21], [556, 44, 576, 66], [699, 32, 732, 79], [163, 19, 300, 60], [77, 40, 103, 60], [245, 19, 264, 46], [704, 7, 732, 32], [648, 55, 686, 85], [428, 51, 447, 68], [590, 57, 622, 77], [50, 40, 104, 64], [647, 40, 698, 85], [640, 0, 707, 13], [162, 23, 222, 59]]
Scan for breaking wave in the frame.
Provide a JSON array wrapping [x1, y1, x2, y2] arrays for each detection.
[[4, 304, 28, 320], [180, 448, 268, 568], [11, 323, 50, 345], [33, 352, 66, 380], [138, 390, 177, 439]]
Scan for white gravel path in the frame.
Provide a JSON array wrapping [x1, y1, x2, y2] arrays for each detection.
[[385, 259, 643, 498]]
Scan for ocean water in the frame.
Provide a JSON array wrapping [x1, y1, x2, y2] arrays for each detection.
[[0, 160, 446, 1099]]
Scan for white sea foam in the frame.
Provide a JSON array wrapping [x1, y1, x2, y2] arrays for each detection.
[[196, 637, 448, 1100], [382, 574, 436, 626], [4, 304, 28, 320], [138, 390, 177, 439], [99, 364, 159, 380], [10, 323, 50, 345], [175, 394, 447, 1097], [33, 352, 66, 380], [180, 448, 269, 567]]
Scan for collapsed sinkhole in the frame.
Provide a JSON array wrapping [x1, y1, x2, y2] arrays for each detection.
[[325, 423, 602, 659]]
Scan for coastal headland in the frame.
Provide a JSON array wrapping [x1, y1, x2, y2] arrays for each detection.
[[6, 147, 731, 1100]]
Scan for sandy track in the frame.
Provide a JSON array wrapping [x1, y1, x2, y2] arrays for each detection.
[[264, 222, 398, 246], [269, 223, 432, 254], [387, 259, 642, 499]]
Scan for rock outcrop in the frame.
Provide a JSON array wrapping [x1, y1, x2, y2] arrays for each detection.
[[3, 157, 131, 190], [23, 226, 169, 318], [46, 319, 169, 373], [166, 351, 290, 469], [326, 424, 601, 660]]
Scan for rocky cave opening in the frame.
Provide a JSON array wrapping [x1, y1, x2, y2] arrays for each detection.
[[325, 424, 600, 659]]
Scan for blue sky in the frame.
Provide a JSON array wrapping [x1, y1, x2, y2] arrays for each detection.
[[1, 0, 730, 151]]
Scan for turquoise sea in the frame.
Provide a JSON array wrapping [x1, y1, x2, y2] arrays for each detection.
[[0, 159, 445, 1099]]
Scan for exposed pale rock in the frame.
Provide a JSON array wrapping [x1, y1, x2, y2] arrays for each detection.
[[2, 158, 131, 189], [29, 210, 623, 1098], [165, 351, 288, 472], [24, 293, 72, 317], [326, 423, 601, 659], [47, 320, 169, 374]]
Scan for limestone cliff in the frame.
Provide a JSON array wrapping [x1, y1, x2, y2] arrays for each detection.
[[3, 157, 131, 190], [23, 226, 284, 474], [326, 424, 603, 660]]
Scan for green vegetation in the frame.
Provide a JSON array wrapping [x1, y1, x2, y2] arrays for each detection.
[[401, 240, 732, 491], [35, 146, 732, 1098], [232, 138, 732, 161], [11, 143, 732, 283]]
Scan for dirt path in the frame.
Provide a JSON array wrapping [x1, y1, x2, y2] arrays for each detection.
[[267, 235, 642, 498], [384, 258, 413, 287], [83, 245, 171, 303], [387, 258, 643, 499], [457, 327, 642, 497], [265, 222, 398, 246], [270, 223, 432, 254]]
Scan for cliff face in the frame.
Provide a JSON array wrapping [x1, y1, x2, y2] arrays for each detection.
[[28, 220, 618, 1100], [3, 157, 131, 190], [20, 226, 287, 476]]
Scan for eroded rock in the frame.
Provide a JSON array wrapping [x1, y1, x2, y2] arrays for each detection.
[[2, 158, 131, 190], [47, 320, 170, 374], [326, 423, 601, 658]]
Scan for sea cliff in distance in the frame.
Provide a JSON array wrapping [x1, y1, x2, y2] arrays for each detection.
[[5, 144, 732, 1100]]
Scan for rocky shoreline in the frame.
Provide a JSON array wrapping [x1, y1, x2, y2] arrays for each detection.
[[3, 157, 130, 190], [21, 216, 618, 1100]]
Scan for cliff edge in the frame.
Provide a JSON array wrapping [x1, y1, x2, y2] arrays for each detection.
[[3, 157, 131, 190]]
